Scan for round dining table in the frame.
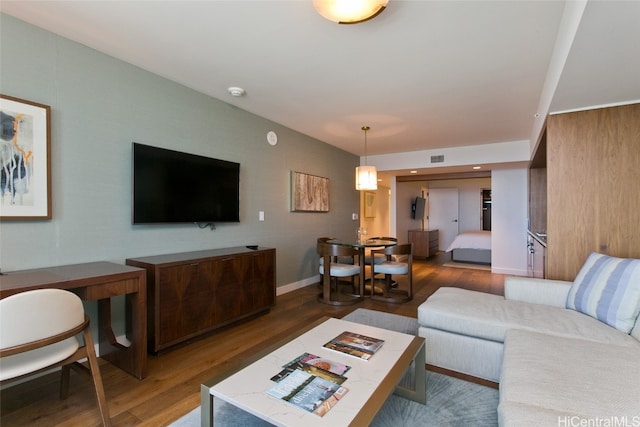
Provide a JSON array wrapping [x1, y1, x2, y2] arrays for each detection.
[[326, 238, 398, 300]]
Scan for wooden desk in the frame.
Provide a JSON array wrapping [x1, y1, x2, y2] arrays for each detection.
[[0, 261, 147, 379]]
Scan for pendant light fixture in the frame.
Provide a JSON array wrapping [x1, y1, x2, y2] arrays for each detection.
[[313, 0, 389, 25], [355, 126, 378, 190]]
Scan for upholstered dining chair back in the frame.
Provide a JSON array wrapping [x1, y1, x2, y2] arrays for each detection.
[[317, 237, 355, 266], [317, 241, 360, 275], [317, 241, 361, 305], [365, 236, 398, 265], [317, 236, 334, 245], [371, 243, 414, 302], [0, 288, 111, 426], [317, 237, 335, 261]]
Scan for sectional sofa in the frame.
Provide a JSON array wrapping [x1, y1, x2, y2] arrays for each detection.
[[417, 253, 640, 425]]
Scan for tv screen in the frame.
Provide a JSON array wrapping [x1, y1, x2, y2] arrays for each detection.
[[132, 142, 240, 224], [412, 196, 426, 220]]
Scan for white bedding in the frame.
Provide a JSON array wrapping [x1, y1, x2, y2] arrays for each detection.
[[446, 230, 491, 252]]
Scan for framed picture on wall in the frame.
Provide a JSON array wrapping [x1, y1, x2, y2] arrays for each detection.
[[291, 171, 329, 212], [364, 191, 376, 218], [0, 94, 52, 220]]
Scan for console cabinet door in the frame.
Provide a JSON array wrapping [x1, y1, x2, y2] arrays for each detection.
[[208, 255, 253, 324], [250, 250, 276, 310], [158, 263, 215, 347]]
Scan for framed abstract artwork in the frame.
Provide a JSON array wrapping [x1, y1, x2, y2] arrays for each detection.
[[291, 171, 329, 212], [0, 95, 52, 220], [364, 191, 376, 218]]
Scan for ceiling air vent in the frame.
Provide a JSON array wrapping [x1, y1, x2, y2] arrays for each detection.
[[430, 155, 444, 163]]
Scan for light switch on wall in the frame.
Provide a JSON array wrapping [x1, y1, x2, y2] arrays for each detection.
[[259, 211, 265, 221], [352, 213, 358, 220]]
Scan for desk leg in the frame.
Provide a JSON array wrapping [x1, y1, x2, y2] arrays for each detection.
[[97, 285, 147, 379]]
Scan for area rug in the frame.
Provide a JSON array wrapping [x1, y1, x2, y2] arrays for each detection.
[[443, 261, 492, 271], [170, 309, 498, 426]]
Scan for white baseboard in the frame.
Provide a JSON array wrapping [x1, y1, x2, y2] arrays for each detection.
[[276, 275, 319, 296]]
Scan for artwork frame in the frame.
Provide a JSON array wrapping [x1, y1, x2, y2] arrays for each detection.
[[0, 94, 52, 220], [291, 171, 329, 213], [364, 191, 376, 218]]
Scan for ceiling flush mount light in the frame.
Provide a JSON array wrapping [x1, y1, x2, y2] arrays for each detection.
[[313, 0, 389, 24], [355, 126, 377, 190]]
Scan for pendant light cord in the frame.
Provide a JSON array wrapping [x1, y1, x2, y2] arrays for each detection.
[[362, 125, 370, 165]]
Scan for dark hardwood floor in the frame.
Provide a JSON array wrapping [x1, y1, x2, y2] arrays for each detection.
[[0, 253, 505, 426]]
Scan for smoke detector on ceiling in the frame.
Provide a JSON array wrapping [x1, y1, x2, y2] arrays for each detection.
[[227, 86, 246, 97]]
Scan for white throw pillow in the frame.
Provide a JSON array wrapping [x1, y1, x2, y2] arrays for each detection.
[[566, 252, 640, 334]]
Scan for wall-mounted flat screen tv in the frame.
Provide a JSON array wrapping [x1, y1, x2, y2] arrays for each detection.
[[132, 142, 240, 224], [411, 196, 426, 220]]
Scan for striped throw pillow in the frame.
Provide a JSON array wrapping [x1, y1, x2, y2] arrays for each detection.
[[566, 253, 640, 333]]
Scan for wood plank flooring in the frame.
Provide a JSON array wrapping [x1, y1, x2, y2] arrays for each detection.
[[0, 253, 505, 426]]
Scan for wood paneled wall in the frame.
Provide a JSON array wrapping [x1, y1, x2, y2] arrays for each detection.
[[546, 103, 640, 281], [528, 168, 547, 234]]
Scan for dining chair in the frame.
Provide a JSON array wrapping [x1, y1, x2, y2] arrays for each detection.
[[318, 237, 356, 266], [370, 243, 414, 303], [317, 237, 334, 286], [0, 288, 112, 426], [364, 236, 398, 266], [317, 241, 361, 306]]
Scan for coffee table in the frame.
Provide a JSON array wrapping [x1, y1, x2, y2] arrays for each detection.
[[200, 317, 425, 427]]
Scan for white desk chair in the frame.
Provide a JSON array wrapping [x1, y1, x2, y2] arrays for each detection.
[[0, 288, 111, 426]]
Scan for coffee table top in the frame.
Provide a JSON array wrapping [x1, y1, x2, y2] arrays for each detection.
[[206, 317, 423, 427]]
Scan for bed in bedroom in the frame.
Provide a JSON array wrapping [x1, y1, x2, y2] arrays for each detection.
[[446, 230, 491, 265]]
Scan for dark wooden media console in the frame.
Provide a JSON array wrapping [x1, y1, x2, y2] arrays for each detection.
[[126, 247, 276, 353]]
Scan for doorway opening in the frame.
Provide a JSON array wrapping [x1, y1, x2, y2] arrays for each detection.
[[482, 189, 492, 231]]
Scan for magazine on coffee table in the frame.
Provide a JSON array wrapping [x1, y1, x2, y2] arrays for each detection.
[[266, 368, 349, 417], [271, 353, 350, 384], [323, 331, 385, 361], [287, 352, 351, 375]]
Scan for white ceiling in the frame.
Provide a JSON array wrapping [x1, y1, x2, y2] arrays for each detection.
[[2, 0, 639, 164]]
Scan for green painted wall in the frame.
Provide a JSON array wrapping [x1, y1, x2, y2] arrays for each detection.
[[0, 14, 360, 290]]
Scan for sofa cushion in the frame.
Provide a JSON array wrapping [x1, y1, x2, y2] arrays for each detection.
[[566, 252, 640, 333], [499, 329, 640, 422], [418, 287, 638, 347]]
